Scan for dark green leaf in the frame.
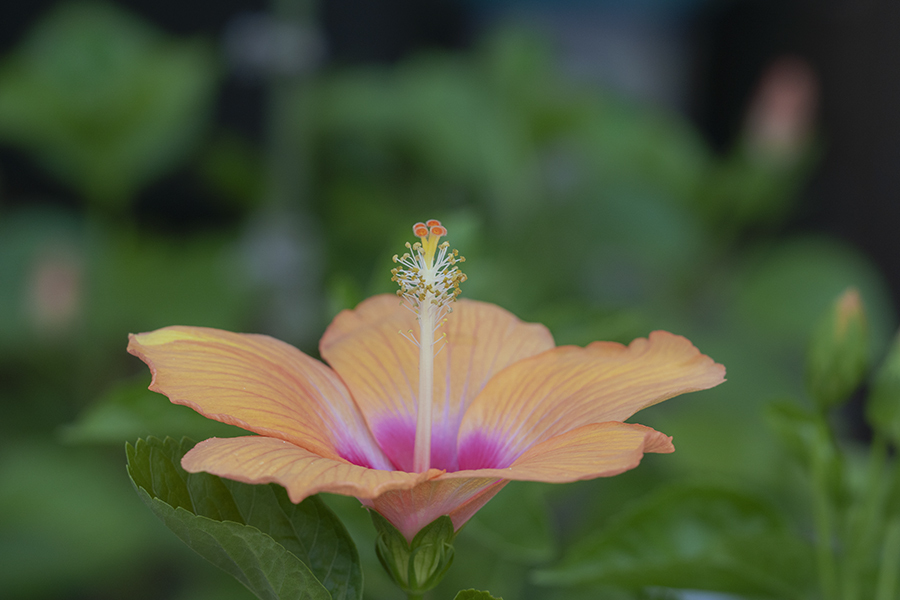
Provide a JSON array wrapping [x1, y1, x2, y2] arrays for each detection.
[[534, 484, 814, 599], [454, 590, 502, 600], [127, 437, 363, 600]]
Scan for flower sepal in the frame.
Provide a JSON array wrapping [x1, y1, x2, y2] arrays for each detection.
[[371, 510, 456, 597]]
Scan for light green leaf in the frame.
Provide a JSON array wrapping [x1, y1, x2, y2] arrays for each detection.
[[534, 484, 814, 599], [127, 437, 363, 600]]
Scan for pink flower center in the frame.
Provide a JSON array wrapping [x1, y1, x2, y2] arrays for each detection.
[[339, 416, 513, 473]]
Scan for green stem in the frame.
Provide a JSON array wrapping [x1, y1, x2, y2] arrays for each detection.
[[844, 433, 889, 600], [811, 435, 840, 600], [875, 517, 900, 600]]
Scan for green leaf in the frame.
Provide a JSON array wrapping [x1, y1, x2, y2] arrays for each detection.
[[534, 484, 814, 599], [454, 590, 502, 600], [127, 437, 363, 600]]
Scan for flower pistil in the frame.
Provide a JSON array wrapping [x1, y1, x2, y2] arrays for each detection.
[[391, 220, 466, 472]]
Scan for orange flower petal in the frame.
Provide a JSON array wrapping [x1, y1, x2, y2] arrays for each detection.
[[458, 331, 724, 468], [127, 326, 391, 469], [320, 295, 554, 471], [182, 436, 441, 501], [446, 422, 672, 483]]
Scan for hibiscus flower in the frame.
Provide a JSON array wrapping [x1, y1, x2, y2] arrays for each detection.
[[127, 221, 724, 542]]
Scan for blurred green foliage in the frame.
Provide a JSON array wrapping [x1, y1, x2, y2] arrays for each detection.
[[0, 3, 897, 600], [534, 484, 815, 598], [0, 2, 218, 211]]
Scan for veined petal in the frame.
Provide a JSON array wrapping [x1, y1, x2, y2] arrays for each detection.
[[128, 326, 391, 469], [452, 422, 672, 480], [362, 478, 508, 543], [459, 331, 724, 467], [320, 295, 554, 471], [183, 436, 441, 501]]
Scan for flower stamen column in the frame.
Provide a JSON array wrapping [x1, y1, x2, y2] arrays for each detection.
[[391, 220, 466, 472]]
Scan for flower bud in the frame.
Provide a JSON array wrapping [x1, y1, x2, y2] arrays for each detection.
[[806, 288, 868, 410], [371, 511, 456, 596]]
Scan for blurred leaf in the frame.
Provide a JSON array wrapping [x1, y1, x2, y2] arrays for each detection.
[[454, 590, 502, 600], [0, 440, 166, 597], [867, 331, 900, 444], [574, 95, 711, 212], [806, 288, 868, 411], [61, 377, 245, 444], [86, 230, 251, 342], [199, 131, 265, 209], [316, 40, 539, 225], [127, 436, 362, 600], [534, 484, 814, 598], [0, 1, 218, 209], [766, 401, 844, 503], [699, 145, 815, 236], [465, 481, 555, 563], [734, 237, 894, 354]]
